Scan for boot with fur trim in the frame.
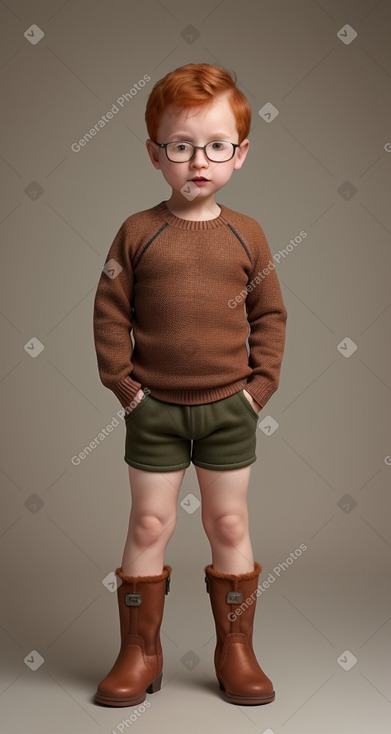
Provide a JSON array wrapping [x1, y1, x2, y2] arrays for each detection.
[[204, 562, 275, 705], [94, 565, 171, 707]]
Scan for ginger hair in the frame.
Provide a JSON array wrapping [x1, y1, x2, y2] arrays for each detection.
[[145, 63, 251, 143]]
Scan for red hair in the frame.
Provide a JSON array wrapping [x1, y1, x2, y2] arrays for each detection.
[[145, 63, 251, 143]]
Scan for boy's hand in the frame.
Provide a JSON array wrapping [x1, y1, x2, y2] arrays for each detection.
[[243, 389, 262, 414]]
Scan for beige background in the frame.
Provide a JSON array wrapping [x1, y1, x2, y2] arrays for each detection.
[[1, 0, 391, 732]]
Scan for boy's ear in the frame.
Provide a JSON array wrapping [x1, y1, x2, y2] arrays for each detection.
[[233, 138, 250, 170], [146, 139, 162, 170]]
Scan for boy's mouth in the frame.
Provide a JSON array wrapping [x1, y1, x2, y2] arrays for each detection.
[[191, 177, 209, 182]]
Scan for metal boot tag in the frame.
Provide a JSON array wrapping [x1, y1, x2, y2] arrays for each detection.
[[226, 591, 243, 604], [125, 593, 142, 606]]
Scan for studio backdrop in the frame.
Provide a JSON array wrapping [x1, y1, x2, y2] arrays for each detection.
[[1, 1, 390, 733]]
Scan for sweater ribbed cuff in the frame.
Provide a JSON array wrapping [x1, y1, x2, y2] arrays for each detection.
[[112, 375, 143, 409], [244, 377, 278, 410]]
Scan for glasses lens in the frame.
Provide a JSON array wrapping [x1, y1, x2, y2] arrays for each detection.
[[166, 142, 194, 162], [205, 141, 235, 161], [165, 141, 235, 162]]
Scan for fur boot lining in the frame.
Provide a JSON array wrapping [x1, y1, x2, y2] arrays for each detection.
[[115, 565, 172, 584], [204, 562, 262, 581]]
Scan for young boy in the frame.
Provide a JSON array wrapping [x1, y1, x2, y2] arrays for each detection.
[[93, 63, 287, 707]]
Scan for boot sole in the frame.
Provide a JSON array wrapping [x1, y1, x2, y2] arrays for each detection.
[[218, 678, 275, 706], [94, 672, 162, 707]]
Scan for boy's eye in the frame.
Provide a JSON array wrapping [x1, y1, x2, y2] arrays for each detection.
[[173, 142, 191, 152], [210, 142, 224, 150]]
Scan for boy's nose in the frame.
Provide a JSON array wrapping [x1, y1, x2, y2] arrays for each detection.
[[190, 148, 210, 166]]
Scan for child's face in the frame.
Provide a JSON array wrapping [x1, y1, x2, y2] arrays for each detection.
[[146, 91, 249, 204]]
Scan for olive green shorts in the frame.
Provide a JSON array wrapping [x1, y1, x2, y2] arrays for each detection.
[[124, 389, 260, 472]]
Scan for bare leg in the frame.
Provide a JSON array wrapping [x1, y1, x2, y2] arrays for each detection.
[[195, 465, 254, 574], [121, 466, 186, 576]]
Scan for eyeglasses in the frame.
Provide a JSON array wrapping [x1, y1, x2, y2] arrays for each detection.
[[151, 139, 240, 163]]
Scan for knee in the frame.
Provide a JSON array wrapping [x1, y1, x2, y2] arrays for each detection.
[[203, 513, 248, 546], [131, 513, 175, 547]]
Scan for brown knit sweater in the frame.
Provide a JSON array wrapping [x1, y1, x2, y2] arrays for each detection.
[[93, 200, 287, 410]]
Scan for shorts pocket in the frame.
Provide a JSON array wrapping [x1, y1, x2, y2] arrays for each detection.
[[236, 389, 259, 420], [124, 393, 151, 421]]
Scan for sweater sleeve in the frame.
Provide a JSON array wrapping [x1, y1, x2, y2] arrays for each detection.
[[244, 223, 288, 409], [93, 219, 142, 409]]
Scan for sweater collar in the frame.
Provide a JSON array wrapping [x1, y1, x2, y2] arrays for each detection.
[[154, 200, 230, 231]]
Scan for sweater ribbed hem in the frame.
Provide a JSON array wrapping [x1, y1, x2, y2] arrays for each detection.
[[111, 375, 276, 410], [147, 379, 249, 405]]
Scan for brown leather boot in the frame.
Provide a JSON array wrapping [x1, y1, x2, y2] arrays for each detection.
[[204, 562, 275, 705], [94, 565, 172, 707]]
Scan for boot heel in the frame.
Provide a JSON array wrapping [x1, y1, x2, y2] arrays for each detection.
[[146, 672, 162, 694]]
